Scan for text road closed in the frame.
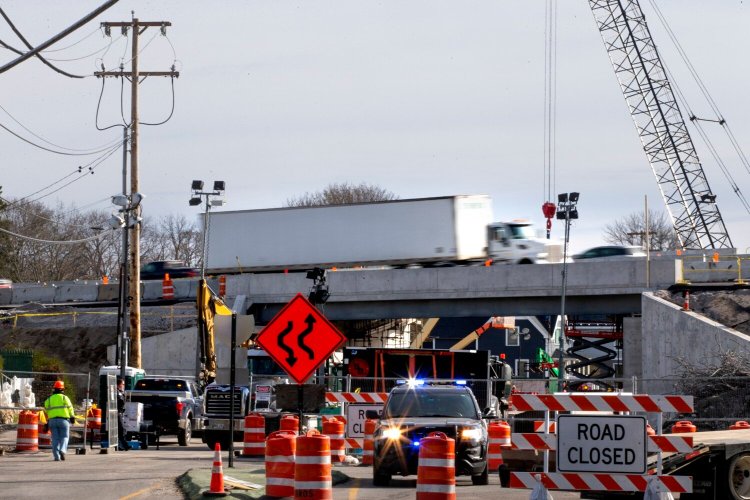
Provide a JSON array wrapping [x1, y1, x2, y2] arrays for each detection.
[[557, 414, 646, 474]]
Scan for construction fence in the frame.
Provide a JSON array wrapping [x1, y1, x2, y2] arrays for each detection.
[[0, 370, 97, 452]]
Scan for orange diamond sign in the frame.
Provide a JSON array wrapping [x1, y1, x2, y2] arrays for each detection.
[[255, 293, 346, 384]]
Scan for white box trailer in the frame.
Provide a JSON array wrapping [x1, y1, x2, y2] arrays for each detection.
[[205, 195, 494, 273]]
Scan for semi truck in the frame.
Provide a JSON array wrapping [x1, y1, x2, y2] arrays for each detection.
[[205, 195, 561, 273]]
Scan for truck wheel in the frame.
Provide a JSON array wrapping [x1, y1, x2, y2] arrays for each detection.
[[728, 452, 750, 500], [472, 464, 489, 485], [178, 420, 192, 446], [373, 465, 391, 486]]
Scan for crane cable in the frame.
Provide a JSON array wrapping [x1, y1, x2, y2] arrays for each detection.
[[541, 0, 558, 238], [645, 0, 750, 209]]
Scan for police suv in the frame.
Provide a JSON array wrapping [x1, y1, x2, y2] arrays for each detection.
[[371, 380, 491, 486]]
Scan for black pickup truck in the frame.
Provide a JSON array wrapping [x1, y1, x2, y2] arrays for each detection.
[[127, 377, 204, 446]]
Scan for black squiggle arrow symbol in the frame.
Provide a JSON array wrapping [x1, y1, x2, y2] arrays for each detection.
[[297, 314, 316, 360], [277, 321, 297, 366]]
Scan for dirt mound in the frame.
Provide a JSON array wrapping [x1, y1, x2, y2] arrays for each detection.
[[655, 289, 750, 336]]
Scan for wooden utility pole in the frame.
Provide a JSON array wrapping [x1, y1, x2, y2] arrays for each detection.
[[95, 17, 179, 368]]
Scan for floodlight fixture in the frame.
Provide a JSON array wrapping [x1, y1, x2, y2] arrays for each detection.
[[558, 193, 568, 203], [213, 181, 226, 192], [210, 199, 225, 207], [130, 192, 145, 208], [112, 195, 129, 207], [108, 214, 125, 230], [569, 209, 579, 220], [569, 192, 579, 203], [191, 180, 204, 191], [189, 197, 202, 206]]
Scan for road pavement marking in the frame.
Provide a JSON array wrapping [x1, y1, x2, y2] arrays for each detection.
[[347, 478, 363, 499]]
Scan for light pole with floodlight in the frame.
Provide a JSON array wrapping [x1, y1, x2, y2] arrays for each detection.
[[189, 180, 226, 278], [556, 192, 579, 389]]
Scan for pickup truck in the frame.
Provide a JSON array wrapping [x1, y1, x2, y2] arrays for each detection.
[[127, 377, 204, 446]]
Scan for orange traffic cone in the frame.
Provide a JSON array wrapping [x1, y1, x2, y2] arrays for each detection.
[[682, 291, 690, 311], [203, 443, 228, 497]]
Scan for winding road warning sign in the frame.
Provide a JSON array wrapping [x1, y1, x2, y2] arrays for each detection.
[[255, 293, 346, 384]]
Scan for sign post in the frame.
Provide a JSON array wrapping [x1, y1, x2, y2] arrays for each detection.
[[256, 294, 347, 426]]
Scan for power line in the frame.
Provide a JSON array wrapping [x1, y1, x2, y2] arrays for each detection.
[[0, 225, 114, 245], [0, 119, 121, 156]]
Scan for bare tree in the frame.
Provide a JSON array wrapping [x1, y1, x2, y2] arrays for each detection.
[[140, 214, 202, 267], [285, 182, 398, 207], [603, 209, 678, 251]]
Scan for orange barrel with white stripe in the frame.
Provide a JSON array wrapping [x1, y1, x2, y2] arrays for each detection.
[[242, 413, 266, 456], [417, 432, 455, 500], [730, 421, 750, 430], [15, 410, 39, 452], [86, 407, 102, 431], [487, 420, 511, 471], [280, 414, 300, 435], [265, 430, 296, 498], [294, 430, 332, 500], [362, 419, 377, 466], [218, 275, 227, 297], [322, 417, 345, 463], [37, 420, 51, 448], [162, 273, 174, 299]]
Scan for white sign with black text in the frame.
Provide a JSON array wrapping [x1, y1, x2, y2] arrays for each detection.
[[346, 403, 383, 438], [557, 414, 647, 474]]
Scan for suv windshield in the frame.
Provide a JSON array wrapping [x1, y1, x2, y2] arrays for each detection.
[[385, 390, 479, 419]]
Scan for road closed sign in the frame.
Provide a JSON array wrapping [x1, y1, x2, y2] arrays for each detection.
[[346, 404, 383, 438], [557, 414, 647, 474]]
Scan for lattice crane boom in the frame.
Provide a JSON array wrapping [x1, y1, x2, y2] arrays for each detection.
[[588, 0, 733, 250]]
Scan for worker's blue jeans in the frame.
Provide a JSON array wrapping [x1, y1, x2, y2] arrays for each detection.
[[48, 417, 70, 460]]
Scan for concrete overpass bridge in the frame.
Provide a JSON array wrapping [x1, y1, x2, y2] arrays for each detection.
[[2, 256, 746, 322]]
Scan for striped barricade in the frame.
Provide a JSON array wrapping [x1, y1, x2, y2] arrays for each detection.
[[325, 392, 388, 404], [509, 433, 694, 454], [510, 394, 694, 413], [509, 472, 692, 494]]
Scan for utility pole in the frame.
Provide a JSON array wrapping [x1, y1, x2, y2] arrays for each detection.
[[96, 16, 178, 369]]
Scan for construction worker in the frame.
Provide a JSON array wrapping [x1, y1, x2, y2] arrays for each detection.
[[43, 380, 75, 461]]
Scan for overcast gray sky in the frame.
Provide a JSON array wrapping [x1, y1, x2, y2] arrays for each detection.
[[1, 1, 748, 254]]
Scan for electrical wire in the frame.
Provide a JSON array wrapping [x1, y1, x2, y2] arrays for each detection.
[[0, 103, 120, 153], [40, 26, 101, 53], [119, 30, 160, 67], [140, 75, 176, 126], [646, 0, 750, 177], [22, 142, 123, 205], [43, 39, 118, 63], [0, 225, 115, 245], [0, 7, 85, 79], [94, 75, 129, 130], [0, 120, 121, 156], [0, 195, 109, 229]]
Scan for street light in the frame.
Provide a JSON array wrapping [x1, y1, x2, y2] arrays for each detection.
[[556, 192, 579, 389], [189, 180, 226, 278], [111, 192, 145, 382]]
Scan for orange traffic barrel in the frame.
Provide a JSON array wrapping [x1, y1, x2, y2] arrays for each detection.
[[37, 419, 51, 448], [294, 430, 332, 500], [417, 431, 456, 499], [671, 421, 697, 433], [15, 410, 39, 452], [218, 275, 227, 297], [265, 430, 296, 497], [362, 419, 377, 466], [488, 420, 511, 472], [322, 416, 345, 463], [162, 273, 174, 300], [280, 414, 300, 435], [86, 407, 102, 431], [242, 413, 265, 456], [730, 421, 750, 430]]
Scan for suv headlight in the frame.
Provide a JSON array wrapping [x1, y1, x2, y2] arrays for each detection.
[[461, 427, 482, 442], [382, 426, 402, 440]]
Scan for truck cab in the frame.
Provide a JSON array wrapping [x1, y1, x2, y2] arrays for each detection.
[[248, 349, 290, 411], [487, 220, 561, 264]]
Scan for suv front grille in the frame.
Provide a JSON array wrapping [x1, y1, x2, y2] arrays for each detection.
[[405, 425, 457, 442]]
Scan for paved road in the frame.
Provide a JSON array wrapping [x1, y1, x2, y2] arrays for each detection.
[[0, 433, 581, 499]]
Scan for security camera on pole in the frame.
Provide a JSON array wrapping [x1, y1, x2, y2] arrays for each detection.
[[555, 192, 579, 390]]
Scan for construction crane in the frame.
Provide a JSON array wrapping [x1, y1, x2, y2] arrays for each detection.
[[588, 0, 733, 250]]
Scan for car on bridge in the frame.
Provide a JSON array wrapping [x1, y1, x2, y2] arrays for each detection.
[[140, 260, 199, 281], [0, 279, 12, 289], [572, 245, 646, 262]]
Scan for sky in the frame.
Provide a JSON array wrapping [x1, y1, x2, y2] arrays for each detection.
[[1, 1, 749, 254]]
